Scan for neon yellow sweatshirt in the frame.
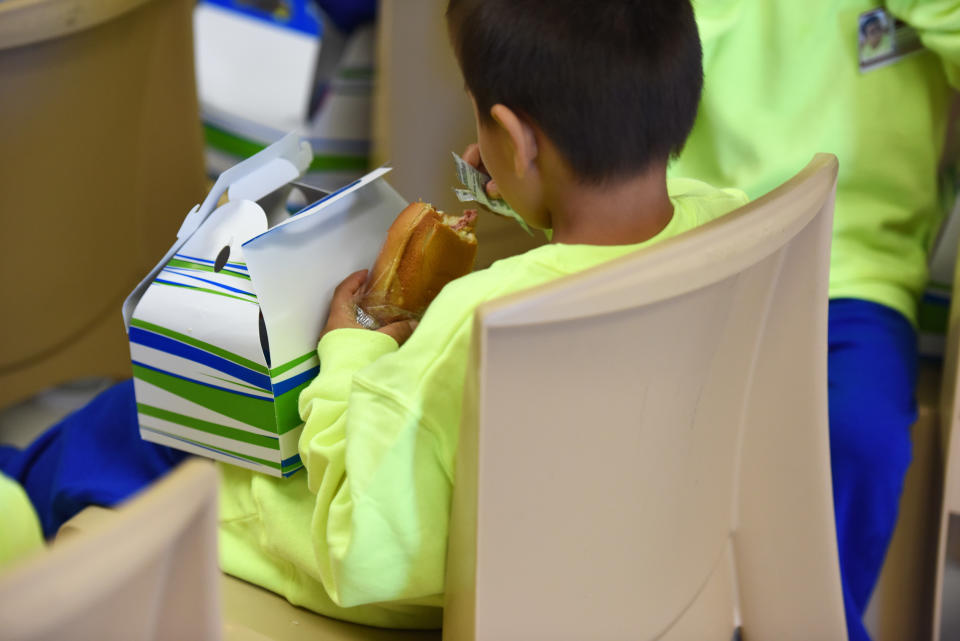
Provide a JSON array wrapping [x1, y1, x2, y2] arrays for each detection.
[[671, 0, 959, 324], [0, 472, 44, 569], [217, 178, 747, 628]]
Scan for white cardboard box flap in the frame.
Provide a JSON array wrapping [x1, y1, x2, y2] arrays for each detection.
[[126, 137, 405, 477]]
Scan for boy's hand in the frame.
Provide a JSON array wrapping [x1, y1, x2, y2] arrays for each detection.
[[378, 317, 418, 346], [462, 143, 501, 199], [321, 270, 418, 346], [322, 269, 368, 338]]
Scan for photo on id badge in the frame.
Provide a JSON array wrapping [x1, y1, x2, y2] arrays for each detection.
[[858, 8, 922, 72]]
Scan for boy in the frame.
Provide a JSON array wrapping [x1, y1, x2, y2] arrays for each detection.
[[1, 0, 746, 628]]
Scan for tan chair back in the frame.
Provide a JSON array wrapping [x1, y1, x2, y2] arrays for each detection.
[[0, 460, 221, 641], [0, 0, 207, 409], [444, 155, 846, 640]]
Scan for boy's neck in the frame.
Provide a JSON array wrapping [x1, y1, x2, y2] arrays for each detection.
[[545, 162, 673, 246]]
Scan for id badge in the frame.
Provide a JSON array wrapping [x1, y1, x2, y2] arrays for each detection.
[[858, 8, 923, 73]]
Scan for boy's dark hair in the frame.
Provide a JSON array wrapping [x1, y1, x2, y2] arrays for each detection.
[[447, 0, 703, 184]]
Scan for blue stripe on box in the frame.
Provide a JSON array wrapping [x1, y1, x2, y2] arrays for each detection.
[[163, 268, 256, 296], [132, 360, 272, 402], [130, 327, 271, 391], [273, 366, 320, 396], [201, 0, 322, 37]]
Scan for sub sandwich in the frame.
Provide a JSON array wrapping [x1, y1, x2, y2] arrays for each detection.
[[357, 201, 478, 328]]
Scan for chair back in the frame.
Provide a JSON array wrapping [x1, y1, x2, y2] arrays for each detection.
[[932, 201, 960, 639], [444, 155, 846, 640], [0, 0, 207, 410], [0, 459, 221, 641]]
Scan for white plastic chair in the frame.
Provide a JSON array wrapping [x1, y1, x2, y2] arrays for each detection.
[[14, 462, 441, 641], [0, 459, 221, 641], [443, 154, 846, 640], [932, 215, 960, 640]]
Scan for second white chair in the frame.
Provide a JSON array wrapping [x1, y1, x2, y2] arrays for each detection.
[[0, 459, 221, 641]]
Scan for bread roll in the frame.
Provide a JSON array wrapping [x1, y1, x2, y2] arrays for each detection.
[[358, 202, 478, 327]]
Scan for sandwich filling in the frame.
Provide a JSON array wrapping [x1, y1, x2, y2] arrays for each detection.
[[442, 209, 478, 241]]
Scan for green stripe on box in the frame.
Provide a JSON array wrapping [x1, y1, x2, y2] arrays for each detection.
[[270, 350, 316, 377], [154, 279, 256, 305], [204, 124, 369, 172], [167, 258, 252, 281], [274, 378, 314, 434], [165, 427, 301, 474], [133, 364, 277, 430], [206, 373, 269, 393], [141, 424, 286, 470], [130, 318, 268, 375], [138, 404, 279, 449]]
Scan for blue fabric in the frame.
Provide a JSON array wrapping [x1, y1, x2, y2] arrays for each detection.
[[0, 380, 187, 538], [828, 298, 917, 641]]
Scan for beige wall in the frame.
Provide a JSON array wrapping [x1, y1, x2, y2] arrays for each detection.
[[0, 0, 207, 409]]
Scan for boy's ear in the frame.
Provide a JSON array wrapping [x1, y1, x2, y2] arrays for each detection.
[[489, 104, 538, 178]]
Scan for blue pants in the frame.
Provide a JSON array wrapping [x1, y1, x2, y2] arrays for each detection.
[[0, 300, 916, 641], [829, 299, 916, 641], [0, 380, 187, 538]]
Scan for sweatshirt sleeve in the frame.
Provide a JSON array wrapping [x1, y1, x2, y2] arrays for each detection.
[[294, 325, 463, 608], [0, 472, 44, 568], [888, 0, 960, 86]]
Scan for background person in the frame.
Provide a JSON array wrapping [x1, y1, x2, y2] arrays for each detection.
[[671, 2, 960, 639]]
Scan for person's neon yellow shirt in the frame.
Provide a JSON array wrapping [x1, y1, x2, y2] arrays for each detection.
[[671, 0, 959, 324], [216, 178, 746, 628], [0, 472, 44, 569]]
